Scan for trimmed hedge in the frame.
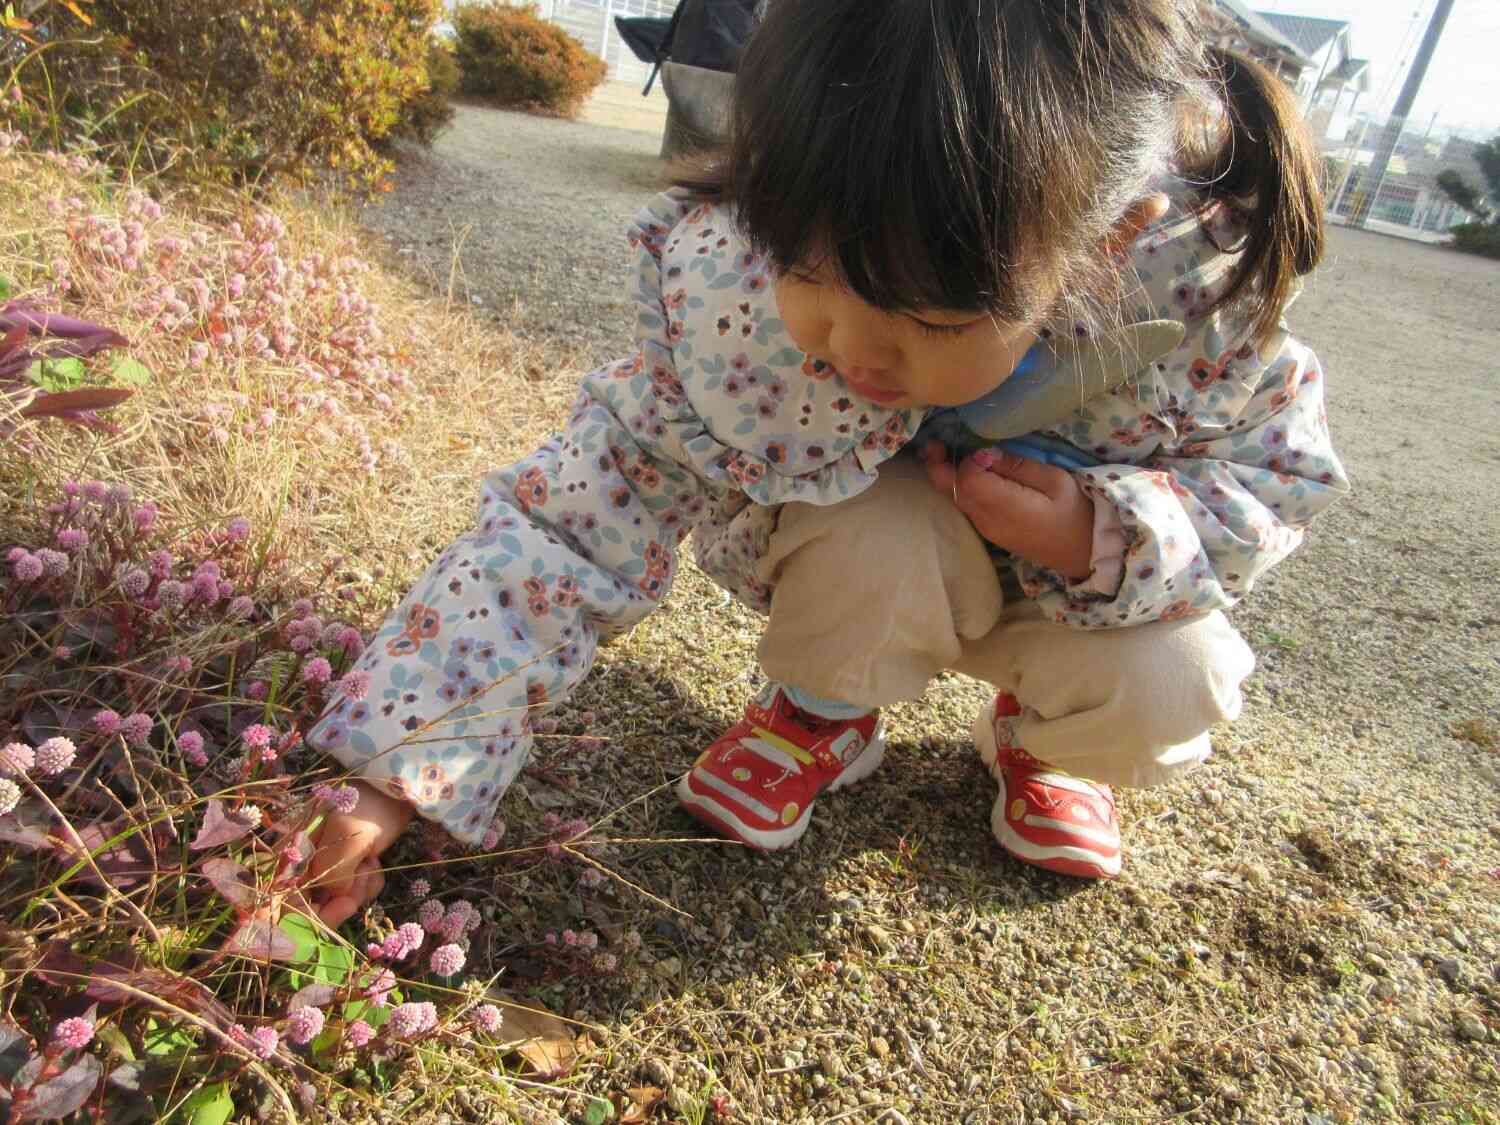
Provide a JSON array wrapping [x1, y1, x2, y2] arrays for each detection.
[[452, 3, 608, 119], [1449, 222, 1500, 261]]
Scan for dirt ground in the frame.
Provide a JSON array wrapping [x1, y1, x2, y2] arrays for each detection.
[[356, 96, 1500, 1124]]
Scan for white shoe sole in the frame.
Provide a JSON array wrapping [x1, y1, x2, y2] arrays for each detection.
[[676, 724, 886, 851], [973, 702, 1121, 878]]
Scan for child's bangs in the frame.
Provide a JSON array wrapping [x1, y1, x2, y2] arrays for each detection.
[[726, 0, 1040, 322]]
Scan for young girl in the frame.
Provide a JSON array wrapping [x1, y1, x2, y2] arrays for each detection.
[[305, 0, 1348, 921]]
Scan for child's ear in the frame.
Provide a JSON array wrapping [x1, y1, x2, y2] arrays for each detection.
[[1104, 192, 1170, 258]]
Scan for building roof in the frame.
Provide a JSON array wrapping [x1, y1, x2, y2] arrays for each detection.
[[1256, 12, 1348, 58], [1323, 56, 1370, 92], [1211, 0, 1312, 65]]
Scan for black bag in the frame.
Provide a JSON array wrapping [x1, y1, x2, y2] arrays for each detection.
[[616, 0, 759, 95]]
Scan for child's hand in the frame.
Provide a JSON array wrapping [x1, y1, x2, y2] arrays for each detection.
[[305, 780, 415, 927], [923, 442, 1095, 579]]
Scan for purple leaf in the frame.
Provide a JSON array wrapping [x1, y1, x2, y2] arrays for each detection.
[[54, 821, 157, 888], [189, 800, 259, 851], [0, 301, 129, 347], [0, 1020, 32, 1083], [16, 1052, 102, 1122], [223, 916, 299, 962], [19, 387, 133, 419], [201, 858, 257, 909], [288, 982, 336, 1010], [0, 802, 56, 853], [43, 951, 233, 1025]]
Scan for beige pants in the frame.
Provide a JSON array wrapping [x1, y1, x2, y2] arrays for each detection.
[[756, 458, 1256, 788]]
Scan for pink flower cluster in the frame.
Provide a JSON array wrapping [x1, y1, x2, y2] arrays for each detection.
[[284, 1005, 325, 1045], [230, 1024, 280, 1060], [386, 1001, 437, 1040], [313, 783, 360, 815], [51, 1017, 94, 1050], [48, 190, 423, 470]]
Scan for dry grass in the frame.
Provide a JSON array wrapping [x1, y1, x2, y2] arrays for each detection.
[[0, 151, 578, 604]]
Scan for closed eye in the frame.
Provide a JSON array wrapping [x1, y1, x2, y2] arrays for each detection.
[[908, 315, 980, 339]]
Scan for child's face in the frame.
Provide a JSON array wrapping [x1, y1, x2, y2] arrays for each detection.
[[774, 263, 1044, 410]]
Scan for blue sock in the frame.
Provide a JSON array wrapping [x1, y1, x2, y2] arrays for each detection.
[[781, 683, 873, 721]]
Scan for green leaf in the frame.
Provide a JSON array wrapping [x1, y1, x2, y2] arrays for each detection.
[[27, 357, 86, 392], [110, 355, 152, 387], [142, 1019, 197, 1058], [0, 276, 10, 301], [583, 1097, 613, 1124], [277, 912, 321, 964], [314, 937, 355, 987], [178, 1082, 234, 1125]]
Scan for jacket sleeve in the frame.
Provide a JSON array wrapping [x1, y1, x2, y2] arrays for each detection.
[[1021, 322, 1349, 628]]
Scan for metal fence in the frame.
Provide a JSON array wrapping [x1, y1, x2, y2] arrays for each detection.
[[1319, 110, 1492, 244], [536, 0, 679, 88]]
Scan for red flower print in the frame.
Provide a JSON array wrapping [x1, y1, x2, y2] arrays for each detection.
[[513, 467, 549, 514], [1159, 600, 1193, 622]]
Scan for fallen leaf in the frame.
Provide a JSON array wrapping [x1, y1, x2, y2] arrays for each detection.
[[492, 997, 576, 1078], [617, 1085, 664, 1123]]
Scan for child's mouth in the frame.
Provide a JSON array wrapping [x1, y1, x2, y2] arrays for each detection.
[[836, 366, 906, 404]]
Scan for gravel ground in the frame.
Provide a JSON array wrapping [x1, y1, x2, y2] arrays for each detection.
[[358, 103, 1500, 1124]]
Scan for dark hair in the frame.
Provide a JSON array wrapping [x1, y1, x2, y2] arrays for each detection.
[[674, 0, 1324, 346]]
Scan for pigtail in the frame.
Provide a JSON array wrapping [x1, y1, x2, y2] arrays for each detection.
[[1196, 46, 1325, 346]]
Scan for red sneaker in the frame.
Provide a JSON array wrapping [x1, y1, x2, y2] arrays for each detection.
[[972, 693, 1121, 879], [676, 684, 884, 850]]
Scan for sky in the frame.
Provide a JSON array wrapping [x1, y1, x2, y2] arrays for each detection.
[[1257, 0, 1500, 134]]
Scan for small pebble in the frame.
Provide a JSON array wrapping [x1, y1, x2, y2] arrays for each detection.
[[870, 1036, 891, 1059], [1456, 1013, 1488, 1042]]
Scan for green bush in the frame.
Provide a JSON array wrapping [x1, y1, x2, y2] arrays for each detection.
[[452, 2, 608, 119], [1449, 222, 1500, 260], [8, 0, 449, 190]]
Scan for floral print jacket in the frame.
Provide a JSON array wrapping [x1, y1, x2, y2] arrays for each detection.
[[307, 184, 1349, 842]]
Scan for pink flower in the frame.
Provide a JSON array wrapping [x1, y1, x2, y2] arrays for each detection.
[[0, 779, 20, 817], [292, 598, 314, 616], [36, 549, 69, 578], [242, 724, 273, 750], [246, 680, 269, 701], [120, 568, 150, 599], [346, 1020, 375, 1048], [337, 670, 370, 701], [12, 553, 42, 582], [386, 1001, 437, 1039], [83, 481, 107, 503], [337, 626, 364, 657], [35, 737, 77, 776], [55, 527, 88, 553], [156, 580, 186, 609], [230, 1024, 279, 1059], [327, 785, 359, 815], [178, 730, 208, 767], [92, 709, 122, 736], [285, 1006, 325, 1045], [470, 1005, 504, 1035], [0, 743, 35, 776], [51, 1017, 94, 1050], [148, 549, 174, 579], [302, 658, 333, 685], [364, 968, 396, 1007], [417, 899, 445, 933], [409, 878, 431, 898], [120, 713, 153, 747], [133, 503, 158, 532], [429, 943, 465, 977], [227, 595, 254, 619], [225, 517, 251, 542]]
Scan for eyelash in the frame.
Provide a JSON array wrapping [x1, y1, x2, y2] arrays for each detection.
[[913, 320, 970, 339], [784, 268, 971, 338]]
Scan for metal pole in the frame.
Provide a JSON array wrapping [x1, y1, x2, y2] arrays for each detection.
[[1351, 0, 1457, 228]]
